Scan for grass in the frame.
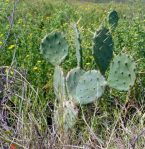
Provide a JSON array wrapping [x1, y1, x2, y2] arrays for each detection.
[[0, 0, 145, 148]]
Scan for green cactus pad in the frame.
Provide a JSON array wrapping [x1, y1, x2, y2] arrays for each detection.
[[54, 107, 63, 130], [63, 101, 78, 131], [66, 67, 85, 101], [54, 101, 78, 131], [53, 66, 65, 100], [108, 54, 136, 91], [73, 24, 83, 68], [108, 10, 119, 29], [40, 32, 68, 66], [92, 27, 114, 74], [76, 70, 106, 105]]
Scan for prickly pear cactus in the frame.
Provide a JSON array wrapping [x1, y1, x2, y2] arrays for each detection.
[[40, 32, 68, 66], [54, 101, 78, 131], [92, 27, 114, 74], [108, 10, 119, 29], [63, 101, 78, 131], [73, 24, 83, 68], [76, 70, 106, 105], [66, 67, 85, 101], [53, 66, 66, 100], [108, 54, 136, 91]]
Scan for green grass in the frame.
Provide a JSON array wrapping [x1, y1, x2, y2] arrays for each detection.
[[0, 0, 145, 148]]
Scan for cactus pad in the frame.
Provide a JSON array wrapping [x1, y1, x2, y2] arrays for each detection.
[[92, 27, 114, 74], [54, 101, 78, 131], [73, 24, 83, 68], [108, 10, 119, 29], [108, 54, 136, 91], [63, 101, 78, 131], [66, 68, 85, 101], [76, 70, 106, 105], [53, 66, 65, 100], [40, 32, 68, 66]]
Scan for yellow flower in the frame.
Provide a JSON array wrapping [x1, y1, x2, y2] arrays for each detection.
[[86, 62, 90, 65], [33, 66, 39, 71], [37, 60, 41, 63], [8, 45, 15, 50]]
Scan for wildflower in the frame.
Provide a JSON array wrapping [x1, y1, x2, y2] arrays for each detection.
[[33, 66, 39, 71], [8, 45, 15, 50], [37, 60, 41, 63], [86, 62, 90, 65]]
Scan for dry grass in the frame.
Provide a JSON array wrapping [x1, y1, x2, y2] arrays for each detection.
[[0, 67, 144, 148]]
